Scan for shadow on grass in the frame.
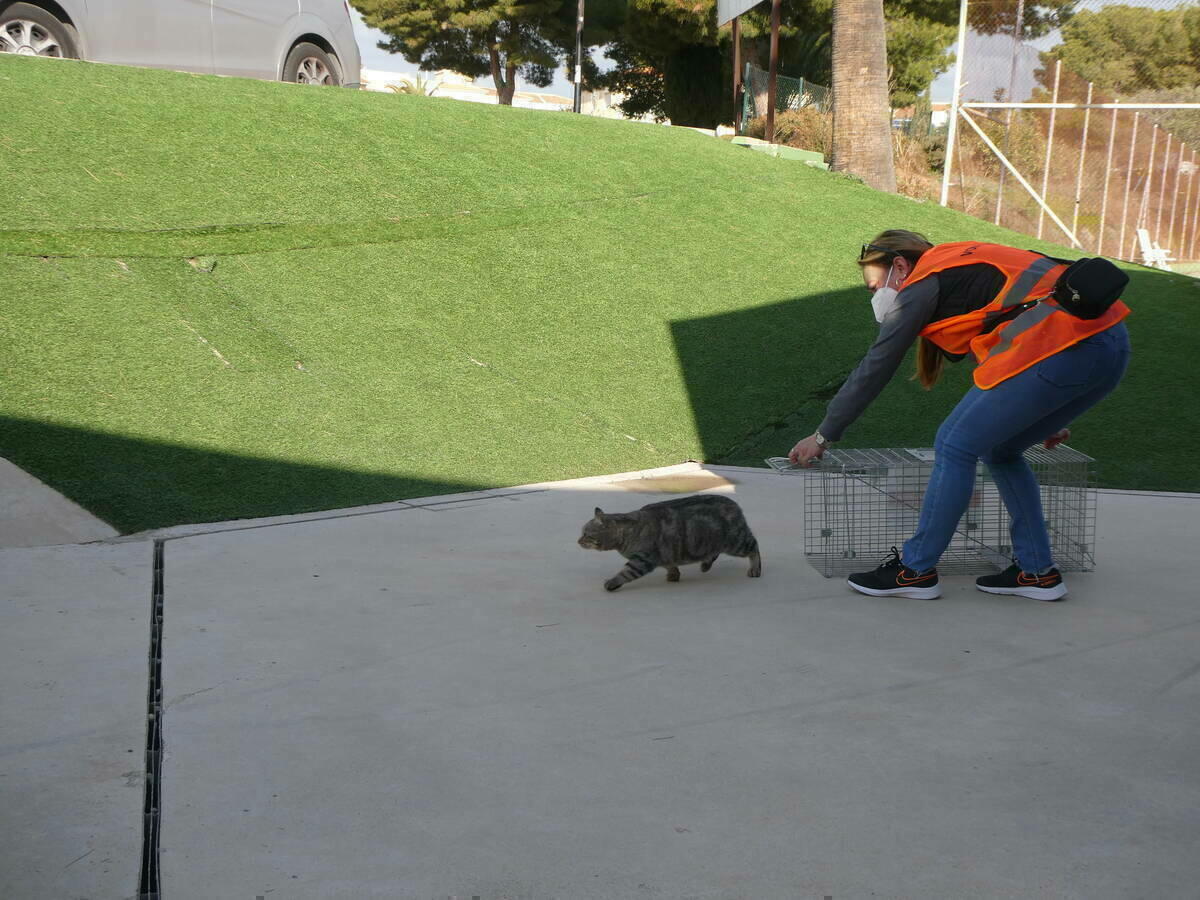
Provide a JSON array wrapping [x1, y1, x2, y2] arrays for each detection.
[[0, 417, 486, 535], [3, 263, 1195, 536], [669, 285, 883, 464], [669, 267, 1200, 493]]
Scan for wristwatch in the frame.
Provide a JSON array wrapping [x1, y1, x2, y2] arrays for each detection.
[[814, 431, 831, 448]]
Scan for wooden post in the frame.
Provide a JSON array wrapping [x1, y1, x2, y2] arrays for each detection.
[[766, 0, 781, 144]]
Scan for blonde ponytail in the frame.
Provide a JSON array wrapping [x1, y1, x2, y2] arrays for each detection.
[[912, 337, 945, 390]]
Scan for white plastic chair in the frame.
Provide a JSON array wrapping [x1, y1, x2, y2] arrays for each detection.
[[1137, 228, 1175, 270]]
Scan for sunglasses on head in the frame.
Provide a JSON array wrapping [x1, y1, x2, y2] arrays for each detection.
[[859, 243, 899, 261]]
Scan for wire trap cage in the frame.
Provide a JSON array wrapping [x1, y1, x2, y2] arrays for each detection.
[[766, 447, 1096, 578]]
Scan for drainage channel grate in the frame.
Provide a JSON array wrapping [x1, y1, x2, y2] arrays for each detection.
[[138, 539, 165, 900]]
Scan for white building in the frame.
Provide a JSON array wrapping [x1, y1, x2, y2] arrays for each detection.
[[360, 68, 658, 122]]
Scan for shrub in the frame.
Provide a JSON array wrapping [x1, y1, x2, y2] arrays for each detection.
[[744, 107, 832, 160]]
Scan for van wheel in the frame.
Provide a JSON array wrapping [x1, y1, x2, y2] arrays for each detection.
[[0, 3, 80, 58], [283, 42, 341, 86]]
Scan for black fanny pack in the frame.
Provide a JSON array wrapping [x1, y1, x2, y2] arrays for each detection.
[[1051, 257, 1128, 319]]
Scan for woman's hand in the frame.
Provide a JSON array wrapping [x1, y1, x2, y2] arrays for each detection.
[[1043, 428, 1070, 450], [788, 434, 827, 468]]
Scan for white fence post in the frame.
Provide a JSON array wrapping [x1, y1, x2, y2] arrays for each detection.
[[1071, 82, 1094, 244], [1167, 141, 1186, 253], [1183, 149, 1198, 262], [1036, 59, 1062, 240], [1155, 132, 1172, 244], [1118, 112, 1140, 262], [940, 0, 969, 209], [1190, 150, 1200, 260], [1133, 125, 1158, 260], [959, 108, 1082, 247], [995, 0, 1027, 225], [1097, 104, 1119, 257]]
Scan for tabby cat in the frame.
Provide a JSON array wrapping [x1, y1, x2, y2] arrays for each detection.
[[577, 494, 762, 591]]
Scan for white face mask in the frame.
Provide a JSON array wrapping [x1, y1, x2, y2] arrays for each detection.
[[870, 261, 904, 324]]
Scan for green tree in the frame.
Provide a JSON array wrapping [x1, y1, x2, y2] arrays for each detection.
[[963, 0, 1077, 39], [598, 0, 973, 128], [353, 0, 563, 105], [1042, 4, 1200, 95], [593, 39, 669, 120], [885, 13, 954, 109], [550, 0, 629, 85], [1036, 4, 1200, 142], [598, 0, 728, 127], [1134, 86, 1200, 148]]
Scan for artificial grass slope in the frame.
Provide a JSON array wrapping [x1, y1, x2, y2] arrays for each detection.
[[2, 54, 1196, 532]]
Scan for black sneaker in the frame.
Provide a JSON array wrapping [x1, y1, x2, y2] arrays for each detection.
[[847, 547, 941, 599], [976, 564, 1067, 601]]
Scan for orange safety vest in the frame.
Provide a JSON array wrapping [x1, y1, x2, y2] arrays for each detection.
[[906, 242, 1130, 390]]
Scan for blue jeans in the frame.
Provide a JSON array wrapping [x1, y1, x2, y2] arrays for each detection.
[[902, 321, 1130, 574]]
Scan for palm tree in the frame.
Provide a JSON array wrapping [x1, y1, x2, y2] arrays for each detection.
[[831, 0, 896, 192]]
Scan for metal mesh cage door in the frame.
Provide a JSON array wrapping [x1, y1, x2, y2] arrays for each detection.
[[790, 447, 1095, 578]]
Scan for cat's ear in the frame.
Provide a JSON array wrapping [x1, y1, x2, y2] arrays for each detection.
[[594, 507, 604, 518]]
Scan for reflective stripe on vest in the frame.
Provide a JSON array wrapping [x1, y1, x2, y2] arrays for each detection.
[[996, 256, 1061, 308], [904, 242, 1130, 389]]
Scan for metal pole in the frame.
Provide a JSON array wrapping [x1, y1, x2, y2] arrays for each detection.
[[1071, 82, 1094, 241], [766, 0, 781, 143], [739, 61, 748, 123], [732, 16, 742, 133], [940, 0, 970, 207], [995, 0, 1026, 225], [959, 107, 1082, 247], [1155, 131, 1171, 243], [1036, 59, 1062, 240], [572, 0, 584, 113], [1167, 140, 1185, 252], [1180, 148, 1196, 261], [1118, 113, 1140, 262], [1097, 104, 1119, 257], [1133, 125, 1157, 261]]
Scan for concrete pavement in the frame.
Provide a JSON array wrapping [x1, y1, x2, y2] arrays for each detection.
[[3, 462, 1199, 899], [0, 456, 118, 548]]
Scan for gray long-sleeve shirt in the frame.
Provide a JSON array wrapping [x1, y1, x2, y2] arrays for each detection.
[[817, 275, 942, 442]]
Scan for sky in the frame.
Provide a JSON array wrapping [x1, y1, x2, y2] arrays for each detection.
[[352, 1, 1139, 104]]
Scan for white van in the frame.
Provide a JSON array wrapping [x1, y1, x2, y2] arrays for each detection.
[[0, 0, 361, 87]]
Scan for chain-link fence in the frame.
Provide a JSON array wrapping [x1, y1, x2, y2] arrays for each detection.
[[740, 62, 831, 125], [944, 0, 1200, 266]]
